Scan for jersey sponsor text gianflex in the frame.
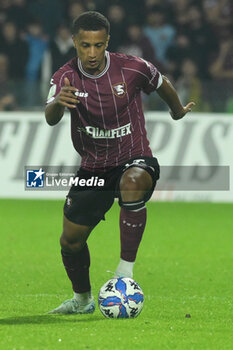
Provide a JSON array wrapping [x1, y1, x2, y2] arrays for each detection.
[[78, 123, 131, 139], [48, 52, 162, 170]]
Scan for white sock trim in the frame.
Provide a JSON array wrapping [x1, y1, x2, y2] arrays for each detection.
[[130, 206, 146, 212], [115, 258, 135, 278], [74, 291, 92, 303]]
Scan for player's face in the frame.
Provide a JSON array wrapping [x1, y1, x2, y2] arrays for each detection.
[[73, 29, 110, 75]]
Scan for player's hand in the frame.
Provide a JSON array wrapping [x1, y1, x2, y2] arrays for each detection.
[[170, 102, 195, 120], [55, 77, 80, 109]]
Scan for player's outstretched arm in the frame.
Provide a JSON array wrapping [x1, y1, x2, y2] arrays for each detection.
[[157, 75, 195, 120], [45, 78, 80, 126]]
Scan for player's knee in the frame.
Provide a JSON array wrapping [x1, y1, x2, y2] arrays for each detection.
[[120, 171, 152, 202], [120, 188, 144, 202], [60, 232, 85, 254], [120, 174, 138, 191], [120, 174, 141, 200]]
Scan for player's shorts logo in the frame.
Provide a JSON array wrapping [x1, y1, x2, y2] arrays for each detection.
[[112, 82, 127, 97], [26, 168, 45, 188], [66, 196, 72, 207]]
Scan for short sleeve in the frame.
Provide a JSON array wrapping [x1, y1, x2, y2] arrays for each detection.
[[137, 58, 163, 95], [46, 72, 60, 104], [46, 68, 72, 104]]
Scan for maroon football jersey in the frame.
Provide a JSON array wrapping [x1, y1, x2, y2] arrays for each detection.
[[46, 52, 162, 171]]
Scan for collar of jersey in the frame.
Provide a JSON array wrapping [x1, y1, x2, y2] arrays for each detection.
[[78, 51, 110, 79]]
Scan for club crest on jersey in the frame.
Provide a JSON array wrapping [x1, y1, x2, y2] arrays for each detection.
[[112, 82, 127, 97]]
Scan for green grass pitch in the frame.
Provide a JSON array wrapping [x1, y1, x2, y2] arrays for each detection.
[[0, 199, 232, 350]]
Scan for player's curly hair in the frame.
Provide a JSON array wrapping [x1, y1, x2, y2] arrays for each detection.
[[72, 11, 110, 35]]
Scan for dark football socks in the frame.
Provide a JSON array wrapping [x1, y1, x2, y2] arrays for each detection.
[[119, 207, 147, 262], [61, 243, 91, 293]]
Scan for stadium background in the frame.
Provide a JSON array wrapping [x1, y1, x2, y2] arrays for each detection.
[[0, 1, 233, 350], [0, 0, 233, 112]]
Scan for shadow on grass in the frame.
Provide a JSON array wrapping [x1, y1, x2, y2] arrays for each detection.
[[0, 314, 104, 325]]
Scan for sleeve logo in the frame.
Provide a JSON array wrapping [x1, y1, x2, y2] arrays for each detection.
[[47, 84, 56, 100]]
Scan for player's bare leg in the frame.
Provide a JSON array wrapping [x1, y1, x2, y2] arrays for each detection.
[[49, 217, 95, 314], [115, 167, 153, 278]]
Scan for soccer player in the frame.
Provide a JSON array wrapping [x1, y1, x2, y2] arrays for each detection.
[[45, 11, 194, 314]]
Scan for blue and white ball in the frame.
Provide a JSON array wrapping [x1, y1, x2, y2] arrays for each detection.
[[98, 277, 144, 318]]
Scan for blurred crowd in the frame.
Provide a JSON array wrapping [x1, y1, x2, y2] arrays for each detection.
[[0, 0, 233, 112]]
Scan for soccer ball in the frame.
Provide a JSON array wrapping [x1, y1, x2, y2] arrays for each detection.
[[98, 277, 144, 318]]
